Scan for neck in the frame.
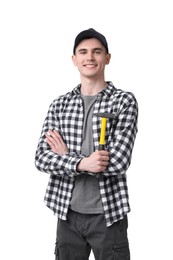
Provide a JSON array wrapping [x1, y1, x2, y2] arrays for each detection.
[[80, 78, 108, 96]]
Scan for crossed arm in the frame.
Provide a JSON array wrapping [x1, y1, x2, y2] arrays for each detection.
[[36, 91, 138, 177], [46, 129, 109, 173]]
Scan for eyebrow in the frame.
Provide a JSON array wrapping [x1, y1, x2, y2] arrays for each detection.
[[78, 47, 103, 52]]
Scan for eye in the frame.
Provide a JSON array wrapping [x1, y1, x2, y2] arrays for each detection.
[[94, 49, 102, 54], [79, 50, 87, 55]]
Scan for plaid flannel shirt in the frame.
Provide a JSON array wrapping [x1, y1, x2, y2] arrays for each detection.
[[35, 82, 138, 227]]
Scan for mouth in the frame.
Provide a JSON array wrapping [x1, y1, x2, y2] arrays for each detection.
[[84, 64, 97, 68]]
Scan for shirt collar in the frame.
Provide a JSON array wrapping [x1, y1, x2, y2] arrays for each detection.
[[98, 81, 116, 98], [72, 81, 116, 98]]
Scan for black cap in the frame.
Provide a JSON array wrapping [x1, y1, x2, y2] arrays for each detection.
[[73, 28, 109, 54]]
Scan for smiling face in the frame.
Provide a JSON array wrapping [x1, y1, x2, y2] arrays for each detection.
[[72, 38, 111, 80]]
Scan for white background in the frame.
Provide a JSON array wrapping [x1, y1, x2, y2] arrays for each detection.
[[0, 0, 173, 259]]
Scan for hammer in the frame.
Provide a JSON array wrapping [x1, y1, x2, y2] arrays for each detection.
[[94, 113, 115, 150]]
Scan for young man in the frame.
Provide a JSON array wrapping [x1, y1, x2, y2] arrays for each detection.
[[35, 28, 138, 260]]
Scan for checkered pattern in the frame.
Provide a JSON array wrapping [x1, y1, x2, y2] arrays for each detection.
[[35, 82, 138, 227]]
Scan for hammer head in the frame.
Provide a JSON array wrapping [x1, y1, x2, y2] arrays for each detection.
[[94, 112, 115, 119]]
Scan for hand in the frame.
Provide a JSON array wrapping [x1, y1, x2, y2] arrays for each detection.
[[77, 150, 109, 173], [45, 130, 68, 156]]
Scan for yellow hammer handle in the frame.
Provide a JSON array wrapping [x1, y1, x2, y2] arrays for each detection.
[[100, 118, 107, 145]]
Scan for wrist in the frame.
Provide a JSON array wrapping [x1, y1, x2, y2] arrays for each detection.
[[77, 157, 88, 172]]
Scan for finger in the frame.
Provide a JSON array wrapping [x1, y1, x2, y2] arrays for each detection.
[[46, 137, 55, 149], [53, 130, 60, 138], [46, 133, 55, 144], [53, 130, 64, 145], [100, 161, 109, 166], [102, 155, 109, 161], [46, 133, 60, 150], [99, 151, 109, 156], [95, 150, 109, 156], [49, 130, 64, 146], [47, 130, 54, 136], [47, 131, 61, 146], [48, 130, 57, 139]]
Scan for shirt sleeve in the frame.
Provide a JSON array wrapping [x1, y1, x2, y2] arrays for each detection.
[[102, 92, 138, 176], [35, 100, 84, 177]]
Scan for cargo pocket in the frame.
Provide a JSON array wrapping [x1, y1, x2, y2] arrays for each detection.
[[112, 243, 130, 260], [116, 216, 128, 232]]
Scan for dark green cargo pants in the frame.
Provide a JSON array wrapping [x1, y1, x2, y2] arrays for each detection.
[[55, 209, 130, 260]]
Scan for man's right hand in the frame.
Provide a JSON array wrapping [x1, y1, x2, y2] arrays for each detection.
[[77, 150, 109, 173]]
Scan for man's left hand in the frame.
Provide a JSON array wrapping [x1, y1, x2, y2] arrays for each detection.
[[46, 130, 69, 156]]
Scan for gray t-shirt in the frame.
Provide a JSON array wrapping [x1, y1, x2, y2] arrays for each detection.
[[70, 93, 103, 214]]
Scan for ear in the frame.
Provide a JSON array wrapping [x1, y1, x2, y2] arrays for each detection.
[[72, 55, 77, 66], [105, 53, 111, 65]]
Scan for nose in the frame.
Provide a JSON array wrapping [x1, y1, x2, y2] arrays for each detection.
[[86, 51, 94, 61]]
